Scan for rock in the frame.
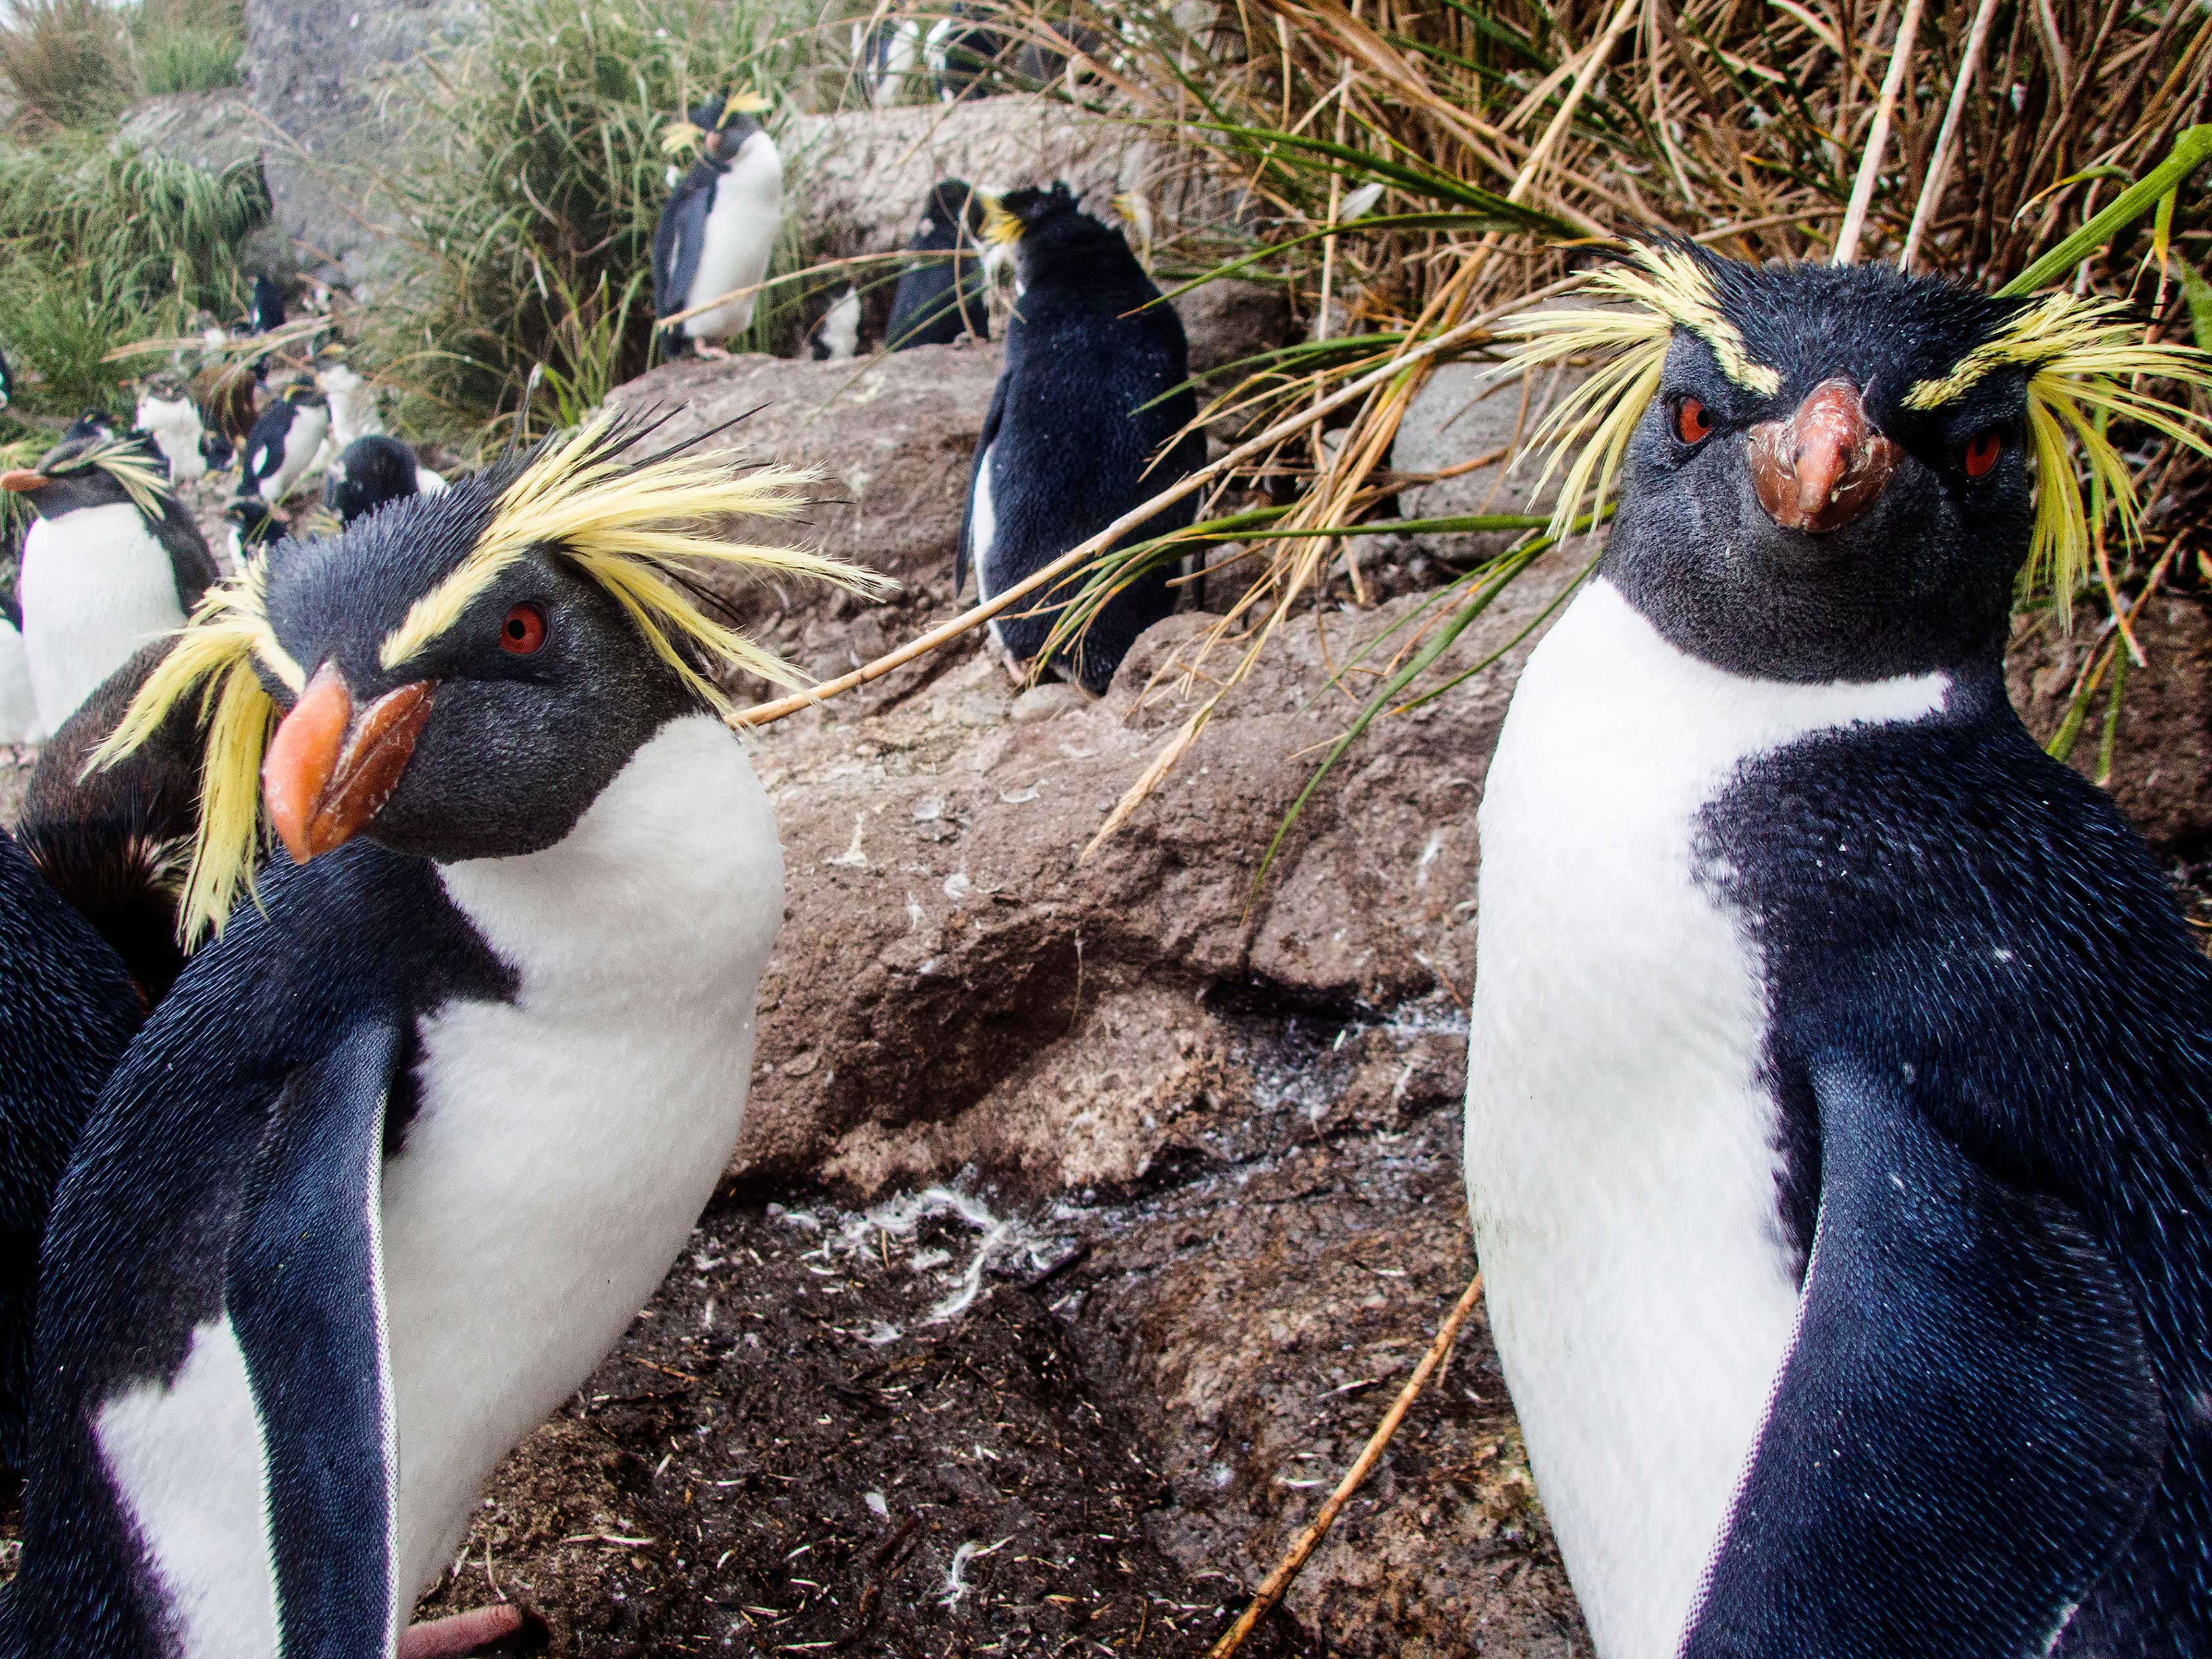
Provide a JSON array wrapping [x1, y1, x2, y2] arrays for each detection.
[[729, 550, 1587, 1198], [1389, 358, 1575, 562], [604, 342, 1004, 609], [117, 91, 263, 175], [1174, 278, 1294, 381], [241, 0, 478, 280], [2007, 591, 2212, 855]]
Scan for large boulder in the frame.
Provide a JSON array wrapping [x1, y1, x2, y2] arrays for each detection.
[[1389, 359, 1573, 561]]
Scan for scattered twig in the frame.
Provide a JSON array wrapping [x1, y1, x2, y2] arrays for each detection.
[[1205, 1272, 1486, 1659], [1833, 0, 1928, 265]]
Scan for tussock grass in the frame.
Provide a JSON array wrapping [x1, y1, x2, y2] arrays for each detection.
[[0, 0, 132, 134]]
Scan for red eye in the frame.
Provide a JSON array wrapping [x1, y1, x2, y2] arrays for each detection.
[[1964, 429, 2002, 477], [500, 603, 546, 655], [1675, 396, 1712, 444]]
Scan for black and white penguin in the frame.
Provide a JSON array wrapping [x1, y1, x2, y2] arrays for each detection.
[[0, 826, 144, 1472], [1464, 242, 2212, 1658], [313, 340, 384, 462], [247, 273, 284, 337], [851, 14, 922, 105], [325, 433, 445, 526], [0, 413, 882, 1656], [808, 284, 860, 361], [0, 591, 39, 745], [886, 178, 991, 351], [957, 184, 1203, 694], [240, 380, 332, 507], [652, 92, 784, 358], [223, 492, 282, 568], [925, 4, 1006, 99], [0, 432, 219, 733], [0, 344, 13, 411], [134, 372, 217, 485]]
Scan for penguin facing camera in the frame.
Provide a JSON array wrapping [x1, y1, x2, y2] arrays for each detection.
[[223, 492, 282, 567], [1464, 242, 2212, 1658], [240, 379, 332, 506], [808, 284, 861, 361], [652, 91, 784, 359], [924, 4, 1007, 99], [0, 431, 219, 734], [852, 14, 922, 105], [887, 178, 991, 351], [0, 592, 40, 746], [19, 639, 203, 1004], [957, 183, 1203, 695], [133, 372, 218, 485], [325, 433, 446, 526], [0, 412, 885, 1656], [0, 826, 144, 1474], [314, 340, 386, 461]]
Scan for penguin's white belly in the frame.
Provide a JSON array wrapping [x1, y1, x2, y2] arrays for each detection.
[[138, 397, 207, 483], [683, 139, 783, 342], [379, 716, 783, 1603], [20, 504, 186, 729], [325, 377, 384, 453], [1463, 579, 1945, 1659], [969, 441, 1008, 656], [0, 618, 43, 744], [95, 1317, 281, 1658]]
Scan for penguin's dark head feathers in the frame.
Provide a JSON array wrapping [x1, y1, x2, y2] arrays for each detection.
[[327, 434, 422, 527], [984, 182, 1142, 292], [96, 412, 885, 939], [923, 177, 985, 240], [1502, 240, 2211, 680], [0, 431, 171, 521]]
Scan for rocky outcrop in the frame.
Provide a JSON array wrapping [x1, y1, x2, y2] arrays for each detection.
[[1389, 359, 1575, 560]]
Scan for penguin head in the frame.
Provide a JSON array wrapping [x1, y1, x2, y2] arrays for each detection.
[[922, 177, 985, 242], [325, 434, 421, 526], [662, 90, 772, 171], [224, 492, 280, 550], [979, 182, 1138, 292], [0, 431, 171, 523], [278, 378, 329, 411], [1501, 241, 2212, 681], [99, 412, 887, 939]]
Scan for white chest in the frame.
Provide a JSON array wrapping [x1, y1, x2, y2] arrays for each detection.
[[684, 136, 783, 341], [1463, 579, 1943, 1659], [378, 716, 784, 1601], [320, 369, 384, 452], [0, 618, 43, 744], [136, 396, 207, 483], [19, 504, 186, 730]]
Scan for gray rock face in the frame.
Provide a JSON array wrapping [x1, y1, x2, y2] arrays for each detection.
[[240, 0, 478, 280], [1176, 276, 1294, 381], [117, 90, 262, 174], [1389, 358, 1577, 560]]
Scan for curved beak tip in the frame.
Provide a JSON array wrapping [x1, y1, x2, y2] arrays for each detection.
[[0, 469, 47, 493], [1747, 378, 1900, 535], [262, 666, 434, 864]]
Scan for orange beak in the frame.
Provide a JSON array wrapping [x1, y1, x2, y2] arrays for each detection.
[[262, 663, 436, 864], [0, 469, 47, 493], [1745, 378, 1901, 534]]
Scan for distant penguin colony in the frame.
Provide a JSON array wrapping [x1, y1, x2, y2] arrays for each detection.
[[0, 432, 218, 735], [887, 178, 991, 350], [1465, 242, 2212, 1657], [0, 415, 882, 1656], [652, 92, 784, 357], [957, 183, 1203, 694]]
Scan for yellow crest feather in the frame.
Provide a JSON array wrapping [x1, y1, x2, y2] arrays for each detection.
[[42, 433, 174, 520], [978, 194, 1024, 248], [723, 90, 772, 119], [660, 119, 707, 157]]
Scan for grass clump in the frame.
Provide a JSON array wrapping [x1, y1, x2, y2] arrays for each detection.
[[371, 0, 817, 446], [131, 0, 247, 97], [0, 0, 132, 135]]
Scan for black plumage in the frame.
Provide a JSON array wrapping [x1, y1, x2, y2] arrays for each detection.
[[956, 184, 1203, 694], [0, 828, 142, 1473], [248, 273, 285, 336], [926, 4, 1007, 99], [325, 433, 424, 525], [886, 178, 990, 350]]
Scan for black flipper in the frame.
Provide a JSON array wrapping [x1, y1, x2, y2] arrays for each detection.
[[653, 178, 711, 332], [231, 1019, 401, 1659], [1681, 1060, 2165, 1659], [956, 375, 1006, 598]]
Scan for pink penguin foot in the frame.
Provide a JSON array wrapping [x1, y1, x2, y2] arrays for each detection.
[[398, 1604, 533, 1659]]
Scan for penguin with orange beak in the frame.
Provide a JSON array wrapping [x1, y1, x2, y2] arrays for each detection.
[[0, 413, 883, 1658]]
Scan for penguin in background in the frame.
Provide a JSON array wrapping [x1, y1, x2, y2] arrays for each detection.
[[957, 184, 1203, 695], [852, 14, 922, 105], [925, 4, 1007, 99], [0, 413, 885, 1658], [0, 591, 41, 746], [652, 91, 784, 359], [314, 340, 385, 462], [325, 433, 446, 527], [0, 826, 144, 1473], [223, 492, 282, 568], [1464, 242, 2212, 1658], [248, 273, 285, 338], [0, 432, 219, 734], [133, 372, 219, 485], [887, 178, 991, 351], [241, 379, 332, 507], [808, 285, 861, 361]]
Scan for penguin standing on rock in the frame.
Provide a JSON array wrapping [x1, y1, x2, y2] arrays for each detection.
[[1463, 242, 2212, 1658], [1, 433, 219, 733], [0, 827, 144, 1473], [0, 412, 883, 1658], [241, 379, 332, 507], [325, 433, 446, 526], [652, 92, 783, 359], [887, 178, 990, 350], [958, 184, 1203, 694]]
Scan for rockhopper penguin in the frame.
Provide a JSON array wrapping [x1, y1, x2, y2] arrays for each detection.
[[241, 380, 332, 508], [887, 178, 991, 350], [0, 411, 884, 1657], [958, 184, 1203, 694], [0, 432, 219, 733], [0, 826, 144, 1473], [326, 434, 447, 527], [652, 92, 784, 357], [1463, 241, 2212, 1658], [134, 373, 219, 485]]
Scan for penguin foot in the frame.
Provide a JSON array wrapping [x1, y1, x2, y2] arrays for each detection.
[[694, 343, 735, 361], [399, 1603, 535, 1658]]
